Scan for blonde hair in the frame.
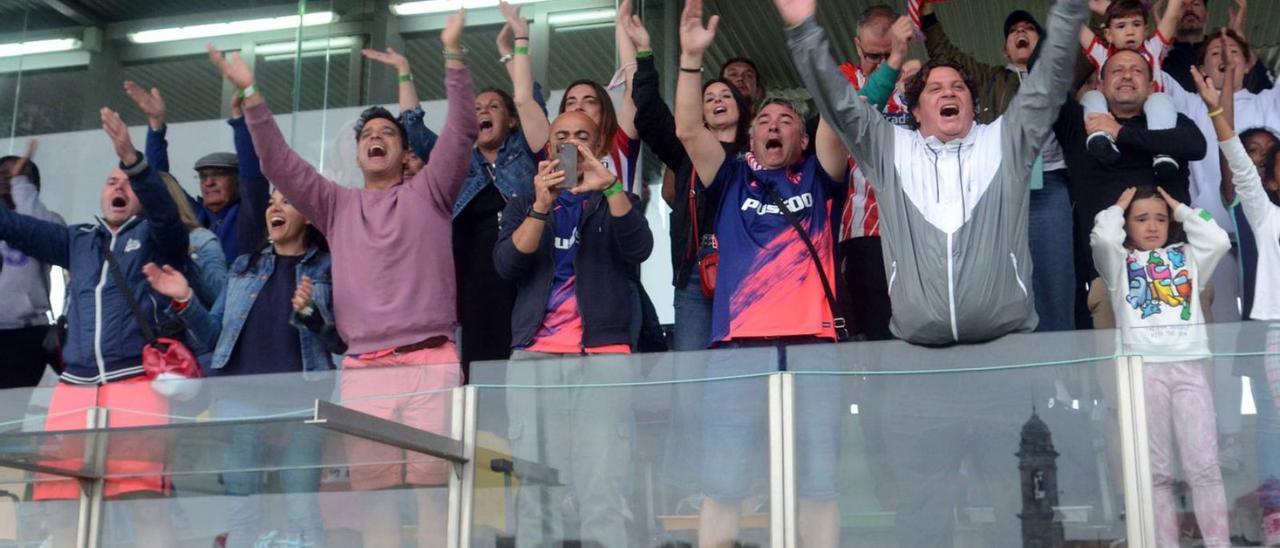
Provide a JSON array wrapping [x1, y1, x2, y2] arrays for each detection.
[[160, 172, 201, 232]]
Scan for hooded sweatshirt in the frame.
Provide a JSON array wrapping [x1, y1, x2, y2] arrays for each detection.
[[785, 0, 1088, 344], [0, 176, 64, 329]]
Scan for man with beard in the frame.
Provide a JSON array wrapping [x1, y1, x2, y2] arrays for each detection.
[[1162, 0, 1273, 94]]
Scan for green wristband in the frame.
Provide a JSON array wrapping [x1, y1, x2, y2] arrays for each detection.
[[636, 50, 654, 59], [398, 73, 413, 83], [514, 46, 529, 56], [602, 180, 624, 198]]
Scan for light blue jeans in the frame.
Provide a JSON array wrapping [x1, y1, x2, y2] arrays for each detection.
[[218, 398, 326, 548], [1028, 169, 1076, 331]]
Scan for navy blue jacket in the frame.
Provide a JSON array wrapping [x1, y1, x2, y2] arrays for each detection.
[[494, 191, 652, 350], [0, 156, 188, 384]]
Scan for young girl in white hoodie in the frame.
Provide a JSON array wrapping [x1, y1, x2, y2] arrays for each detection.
[[1091, 180, 1232, 545]]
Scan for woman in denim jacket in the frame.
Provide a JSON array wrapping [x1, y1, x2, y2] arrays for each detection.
[[144, 188, 341, 548]]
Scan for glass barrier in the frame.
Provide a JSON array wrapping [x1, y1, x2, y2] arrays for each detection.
[[469, 346, 781, 547]]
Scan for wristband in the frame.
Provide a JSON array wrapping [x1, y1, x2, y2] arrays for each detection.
[[602, 180, 624, 197], [1208, 107, 1225, 118], [528, 208, 549, 221], [514, 36, 530, 41], [679, 66, 702, 74], [237, 84, 258, 99], [443, 46, 468, 62], [514, 46, 529, 56], [398, 73, 413, 83], [636, 50, 654, 59]]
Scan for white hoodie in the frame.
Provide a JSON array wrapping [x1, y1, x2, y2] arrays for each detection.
[[1220, 136, 1280, 321]]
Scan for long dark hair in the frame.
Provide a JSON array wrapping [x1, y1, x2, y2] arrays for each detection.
[[1262, 139, 1280, 206], [558, 79, 618, 158], [1123, 186, 1187, 249], [246, 221, 329, 272], [702, 78, 751, 151]]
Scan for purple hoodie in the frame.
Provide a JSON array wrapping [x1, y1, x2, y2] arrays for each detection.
[[244, 67, 478, 354]]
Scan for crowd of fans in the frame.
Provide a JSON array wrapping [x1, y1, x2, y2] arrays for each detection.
[[0, 0, 1278, 545]]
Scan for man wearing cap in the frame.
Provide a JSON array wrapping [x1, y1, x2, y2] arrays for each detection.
[[126, 81, 266, 262], [920, 2, 1081, 331]]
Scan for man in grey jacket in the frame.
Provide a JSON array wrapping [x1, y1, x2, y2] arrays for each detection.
[[779, 0, 1088, 346], [0, 151, 64, 388]]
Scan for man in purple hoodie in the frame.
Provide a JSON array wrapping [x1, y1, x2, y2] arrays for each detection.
[[208, 10, 475, 548]]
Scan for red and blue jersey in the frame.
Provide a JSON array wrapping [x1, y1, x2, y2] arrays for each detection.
[[707, 154, 840, 345], [601, 128, 642, 195], [525, 192, 630, 355]]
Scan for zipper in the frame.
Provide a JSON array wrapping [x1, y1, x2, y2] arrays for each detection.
[[92, 231, 120, 382], [946, 234, 959, 342], [1009, 252, 1029, 298], [888, 260, 898, 293]]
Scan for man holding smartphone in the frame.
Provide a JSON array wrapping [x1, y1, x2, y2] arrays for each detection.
[[493, 110, 652, 547]]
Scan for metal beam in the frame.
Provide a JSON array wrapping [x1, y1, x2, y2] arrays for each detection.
[[307, 399, 467, 464], [39, 0, 100, 26]]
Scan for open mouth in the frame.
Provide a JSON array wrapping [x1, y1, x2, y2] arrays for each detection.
[[479, 119, 494, 131], [111, 197, 127, 208], [712, 106, 728, 116], [1015, 37, 1030, 49], [269, 216, 286, 229], [368, 144, 387, 158], [765, 138, 783, 152], [940, 105, 960, 118]]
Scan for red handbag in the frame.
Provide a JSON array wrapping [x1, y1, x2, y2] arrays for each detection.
[[689, 172, 718, 299]]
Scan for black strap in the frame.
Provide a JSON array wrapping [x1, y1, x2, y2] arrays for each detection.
[[762, 182, 848, 341], [104, 246, 157, 344]]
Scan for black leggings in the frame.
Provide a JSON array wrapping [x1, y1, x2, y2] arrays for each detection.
[[0, 326, 50, 389]]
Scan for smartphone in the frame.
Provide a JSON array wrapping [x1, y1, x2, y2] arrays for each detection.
[[555, 143, 579, 189]]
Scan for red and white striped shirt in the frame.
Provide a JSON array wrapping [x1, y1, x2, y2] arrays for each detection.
[[836, 63, 909, 241], [1084, 31, 1172, 93]]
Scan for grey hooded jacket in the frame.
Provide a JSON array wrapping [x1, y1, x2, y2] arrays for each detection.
[[786, 0, 1088, 344]]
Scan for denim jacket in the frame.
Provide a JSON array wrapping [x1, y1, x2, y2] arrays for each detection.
[[179, 244, 342, 373], [453, 130, 538, 218]]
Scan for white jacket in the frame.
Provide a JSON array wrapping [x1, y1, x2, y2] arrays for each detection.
[[1220, 136, 1280, 320]]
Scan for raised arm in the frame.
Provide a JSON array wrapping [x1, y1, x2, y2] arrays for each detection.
[[410, 10, 478, 210], [228, 94, 268, 253], [815, 118, 850, 182], [613, 0, 640, 140], [0, 204, 70, 268], [781, 0, 896, 181], [624, 7, 685, 172], [1090, 187, 1136, 291], [1193, 65, 1277, 227], [674, 0, 726, 186], [1156, 0, 1185, 45], [1002, 0, 1090, 167], [500, 2, 550, 152], [125, 81, 173, 175], [102, 108, 188, 268], [363, 47, 439, 163], [920, 7, 1001, 85], [142, 263, 222, 353], [209, 44, 339, 233], [857, 16, 911, 109], [6, 142, 60, 224]]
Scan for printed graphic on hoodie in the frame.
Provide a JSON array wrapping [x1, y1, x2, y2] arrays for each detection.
[[707, 154, 839, 345], [1125, 245, 1193, 321]]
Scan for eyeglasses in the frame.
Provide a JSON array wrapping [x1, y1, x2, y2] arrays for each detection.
[[860, 51, 890, 64]]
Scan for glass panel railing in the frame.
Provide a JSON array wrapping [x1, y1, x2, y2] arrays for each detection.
[[469, 346, 780, 547], [787, 330, 1125, 547]]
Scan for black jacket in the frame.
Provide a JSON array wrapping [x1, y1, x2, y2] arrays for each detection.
[[633, 55, 740, 289], [494, 191, 653, 350], [1054, 99, 1207, 262]]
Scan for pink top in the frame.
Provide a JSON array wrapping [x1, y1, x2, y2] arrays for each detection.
[[243, 67, 478, 355]]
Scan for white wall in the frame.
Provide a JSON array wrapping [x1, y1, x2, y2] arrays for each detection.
[[2, 92, 676, 324]]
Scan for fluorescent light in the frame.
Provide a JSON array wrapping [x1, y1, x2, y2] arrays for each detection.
[[390, 0, 549, 16], [0, 38, 81, 58], [128, 11, 337, 44], [548, 8, 615, 26], [255, 36, 359, 56]]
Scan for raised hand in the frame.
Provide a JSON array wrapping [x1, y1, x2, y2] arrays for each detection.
[[619, 0, 651, 51], [1115, 186, 1137, 210], [1089, 0, 1111, 17], [888, 15, 913, 69], [142, 263, 193, 302], [498, 1, 530, 38], [123, 81, 166, 130], [8, 140, 36, 179], [772, 0, 816, 28], [532, 159, 565, 212], [573, 144, 619, 193], [1156, 186, 1183, 212], [497, 23, 514, 56], [100, 108, 139, 166], [361, 47, 410, 75], [1228, 0, 1246, 36], [230, 90, 244, 119], [1189, 65, 1220, 109], [292, 276, 314, 313], [679, 0, 719, 55], [207, 44, 255, 90], [441, 9, 465, 53]]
